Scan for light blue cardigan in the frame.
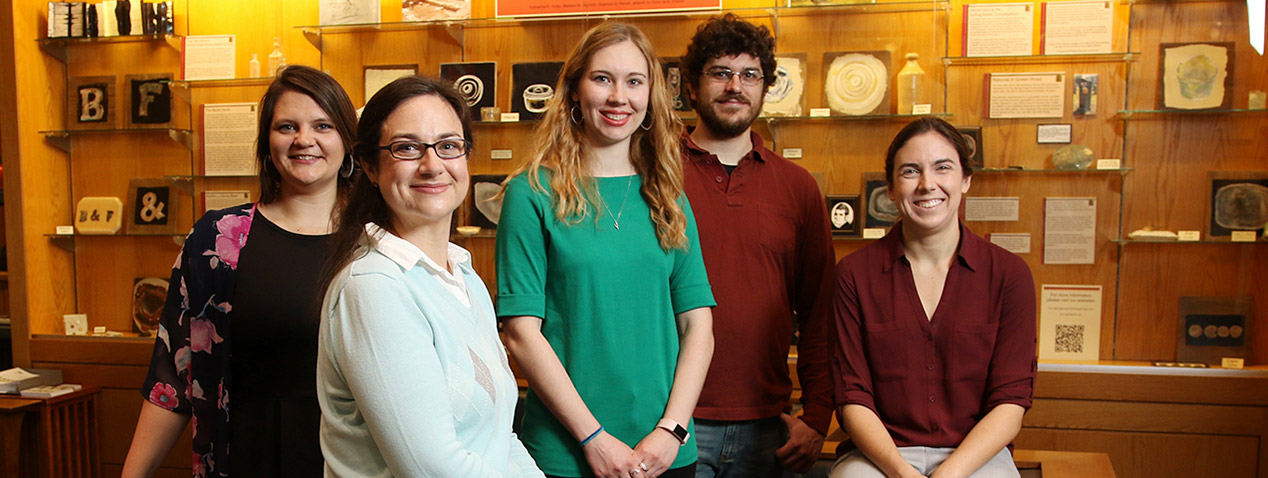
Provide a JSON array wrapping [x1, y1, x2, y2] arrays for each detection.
[[318, 231, 543, 478]]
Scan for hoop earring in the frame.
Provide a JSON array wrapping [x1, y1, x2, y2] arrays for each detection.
[[640, 113, 653, 131], [340, 154, 355, 178], [570, 106, 583, 125]]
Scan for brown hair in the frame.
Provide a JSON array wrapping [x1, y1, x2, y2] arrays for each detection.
[[255, 65, 358, 205], [507, 22, 688, 250], [884, 117, 974, 186], [319, 76, 474, 297]]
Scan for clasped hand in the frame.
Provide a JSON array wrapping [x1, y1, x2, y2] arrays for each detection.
[[583, 429, 680, 478]]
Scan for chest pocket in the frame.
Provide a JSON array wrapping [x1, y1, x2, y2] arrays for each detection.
[[950, 323, 997, 382], [864, 322, 909, 382], [756, 203, 798, 258]]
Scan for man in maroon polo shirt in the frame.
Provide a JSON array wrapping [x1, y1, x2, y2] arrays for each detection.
[[680, 14, 837, 478]]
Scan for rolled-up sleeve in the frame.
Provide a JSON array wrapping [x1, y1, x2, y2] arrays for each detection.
[[830, 261, 877, 414], [983, 254, 1037, 411], [495, 175, 549, 320]]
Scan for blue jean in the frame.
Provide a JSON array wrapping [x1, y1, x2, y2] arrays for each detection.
[[695, 417, 788, 478]]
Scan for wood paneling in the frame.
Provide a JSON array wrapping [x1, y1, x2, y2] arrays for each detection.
[[1016, 428, 1259, 478]]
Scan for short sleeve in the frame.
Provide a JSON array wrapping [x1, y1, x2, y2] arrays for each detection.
[[495, 174, 550, 319], [668, 197, 716, 314]]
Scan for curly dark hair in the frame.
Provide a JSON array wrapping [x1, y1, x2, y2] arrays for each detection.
[[681, 13, 777, 91]]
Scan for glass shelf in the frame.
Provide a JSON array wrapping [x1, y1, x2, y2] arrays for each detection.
[[294, 1, 945, 49], [942, 52, 1138, 65], [38, 34, 181, 62], [775, 0, 949, 16], [40, 128, 194, 153], [760, 112, 951, 123], [1113, 238, 1265, 245], [1117, 108, 1268, 118], [38, 33, 180, 45], [47, 232, 187, 252], [976, 167, 1132, 174], [171, 76, 275, 87], [164, 174, 256, 180]]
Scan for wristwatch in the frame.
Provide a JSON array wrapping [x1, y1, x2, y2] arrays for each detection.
[[656, 418, 689, 445]]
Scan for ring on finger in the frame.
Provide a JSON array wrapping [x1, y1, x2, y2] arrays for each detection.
[[640, 462, 648, 472]]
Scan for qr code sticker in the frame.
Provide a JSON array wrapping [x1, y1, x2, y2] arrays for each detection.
[[1055, 324, 1084, 353]]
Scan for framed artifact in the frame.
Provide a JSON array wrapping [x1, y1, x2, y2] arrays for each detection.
[[1158, 42, 1234, 110], [823, 51, 890, 116], [126, 178, 183, 235], [1177, 296, 1252, 365], [660, 58, 693, 112], [66, 75, 116, 130], [440, 62, 496, 112], [402, 0, 471, 21], [124, 73, 173, 128], [319, 0, 380, 25], [364, 64, 418, 104], [133, 277, 170, 337], [469, 174, 507, 230], [762, 53, 807, 117], [827, 195, 860, 237], [956, 125, 984, 170], [1072, 73, 1098, 116], [1206, 171, 1268, 238], [861, 172, 897, 229], [511, 62, 564, 121]]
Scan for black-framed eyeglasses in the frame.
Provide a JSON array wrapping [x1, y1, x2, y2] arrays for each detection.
[[378, 139, 471, 160], [704, 67, 764, 86]]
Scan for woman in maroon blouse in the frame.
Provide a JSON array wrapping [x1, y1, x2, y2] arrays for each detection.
[[829, 117, 1036, 478]]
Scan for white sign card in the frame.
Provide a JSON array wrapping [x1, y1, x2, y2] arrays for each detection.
[[1044, 197, 1097, 264], [183, 35, 236, 81], [964, 3, 1035, 57], [965, 197, 1020, 221], [204, 191, 252, 213], [988, 72, 1066, 119], [1039, 284, 1103, 361], [202, 103, 259, 176], [1037, 124, 1073, 143], [1041, 1, 1114, 55], [989, 232, 1032, 254]]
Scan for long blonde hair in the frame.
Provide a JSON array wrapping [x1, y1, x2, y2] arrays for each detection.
[[508, 22, 688, 250]]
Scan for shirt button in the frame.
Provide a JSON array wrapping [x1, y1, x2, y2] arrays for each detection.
[[929, 395, 935, 403], [926, 363, 935, 371], [715, 176, 723, 183], [926, 334, 934, 341]]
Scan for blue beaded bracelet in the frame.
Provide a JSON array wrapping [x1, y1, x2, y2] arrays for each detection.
[[579, 426, 604, 447]]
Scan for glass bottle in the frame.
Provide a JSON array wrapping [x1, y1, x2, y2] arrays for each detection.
[[267, 38, 285, 76], [896, 53, 927, 115], [248, 54, 261, 78]]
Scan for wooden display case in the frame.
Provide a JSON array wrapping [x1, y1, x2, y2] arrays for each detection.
[[2, 0, 1266, 476]]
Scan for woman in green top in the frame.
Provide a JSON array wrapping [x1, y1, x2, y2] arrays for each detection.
[[496, 22, 716, 478]]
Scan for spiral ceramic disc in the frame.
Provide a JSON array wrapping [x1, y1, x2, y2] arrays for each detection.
[[825, 53, 888, 115]]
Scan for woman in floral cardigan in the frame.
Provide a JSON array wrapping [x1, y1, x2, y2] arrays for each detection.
[[122, 65, 358, 477]]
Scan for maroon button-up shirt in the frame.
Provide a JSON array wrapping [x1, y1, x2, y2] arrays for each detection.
[[831, 222, 1036, 450], [682, 129, 837, 435]]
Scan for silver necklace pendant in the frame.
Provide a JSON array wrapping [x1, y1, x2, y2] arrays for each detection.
[[602, 176, 635, 231]]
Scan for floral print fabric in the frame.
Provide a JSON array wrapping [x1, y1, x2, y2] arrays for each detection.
[[142, 203, 255, 477]]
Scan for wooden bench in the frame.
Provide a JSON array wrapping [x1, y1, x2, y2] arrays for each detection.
[[1014, 449, 1115, 478]]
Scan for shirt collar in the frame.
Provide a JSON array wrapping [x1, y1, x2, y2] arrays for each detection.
[[880, 221, 983, 273], [681, 127, 772, 164], [363, 222, 472, 272]]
